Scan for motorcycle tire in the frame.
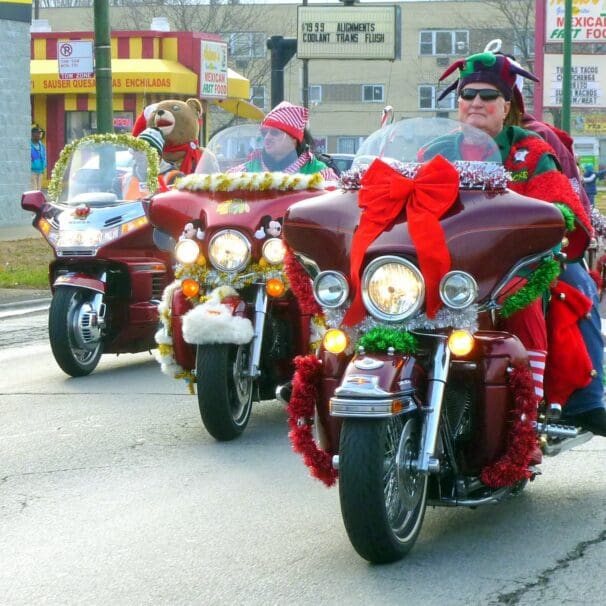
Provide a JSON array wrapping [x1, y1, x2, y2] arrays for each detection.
[[195, 343, 253, 441], [48, 287, 103, 377], [338, 415, 428, 564]]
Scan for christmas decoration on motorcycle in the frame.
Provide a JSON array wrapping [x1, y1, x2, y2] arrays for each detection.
[[177, 171, 324, 193], [287, 353, 338, 487], [544, 280, 593, 406], [480, 363, 538, 488], [154, 280, 196, 393], [48, 133, 160, 202], [255, 215, 283, 239], [356, 327, 418, 354], [72, 204, 91, 219], [343, 155, 460, 326]]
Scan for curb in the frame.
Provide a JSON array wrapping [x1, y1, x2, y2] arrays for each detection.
[[0, 298, 51, 318]]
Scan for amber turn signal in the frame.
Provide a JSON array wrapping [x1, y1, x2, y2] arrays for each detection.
[[448, 330, 474, 356], [266, 278, 285, 298], [182, 279, 200, 298], [323, 329, 348, 354]]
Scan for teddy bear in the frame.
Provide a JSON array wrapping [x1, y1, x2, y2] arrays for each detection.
[[133, 98, 203, 174]]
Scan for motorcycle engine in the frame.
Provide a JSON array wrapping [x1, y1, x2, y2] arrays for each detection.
[[442, 376, 474, 442]]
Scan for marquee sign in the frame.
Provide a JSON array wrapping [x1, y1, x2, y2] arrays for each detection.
[[297, 5, 400, 60]]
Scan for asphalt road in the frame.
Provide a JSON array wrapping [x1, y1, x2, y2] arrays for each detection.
[[1, 312, 606, 605]]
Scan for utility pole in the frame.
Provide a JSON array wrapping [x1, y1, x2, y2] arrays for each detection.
[[93, 0, 113, 133], [301, 0, 309, 108], [267, 35, 297, 108], [561, 0, 572, 133]]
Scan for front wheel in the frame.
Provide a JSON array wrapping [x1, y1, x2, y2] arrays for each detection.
[[196, 343, 253, 441], [48, 286, 103, 377], [338, 415, 428, 563]]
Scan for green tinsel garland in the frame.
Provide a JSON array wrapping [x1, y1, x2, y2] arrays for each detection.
[[48, 133, 160, 201], [500, 258, 560, 319], [554, 203, 576, 232], [357, 327, 418, 354]]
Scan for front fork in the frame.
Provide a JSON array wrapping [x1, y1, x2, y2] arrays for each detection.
[[414, 335, 450, 475], [247, 282, 268, 379]]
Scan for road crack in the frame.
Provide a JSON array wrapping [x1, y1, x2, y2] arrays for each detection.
[[491, 528, 606, 605]]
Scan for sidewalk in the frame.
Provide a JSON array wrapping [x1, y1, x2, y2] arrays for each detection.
[[0, 222, 38, 242]]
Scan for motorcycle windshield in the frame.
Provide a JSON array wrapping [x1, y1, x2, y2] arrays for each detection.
[[56, 138, 157, 206], [352, 117, 502, 182], [195, 123, 263, 174]]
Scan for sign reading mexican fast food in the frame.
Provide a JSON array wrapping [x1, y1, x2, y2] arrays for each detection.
[[546, 0, 606, 43], [543, 54, 606, 107], [199, 40, 228, 99], [297, 5, 399, 60]]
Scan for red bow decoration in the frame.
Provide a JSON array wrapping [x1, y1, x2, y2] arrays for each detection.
[[343, 156, 459, 326]]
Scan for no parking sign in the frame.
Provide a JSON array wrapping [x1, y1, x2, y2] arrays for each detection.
[[57, 40, 95, 80]]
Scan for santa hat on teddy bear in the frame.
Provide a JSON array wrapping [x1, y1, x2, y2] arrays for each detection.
[[261, 101, 309, 143], [132, 104, 158, 137]]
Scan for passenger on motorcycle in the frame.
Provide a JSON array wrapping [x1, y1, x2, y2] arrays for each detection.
[[437, 52, 606, 436], [227, 101, 338, 181]]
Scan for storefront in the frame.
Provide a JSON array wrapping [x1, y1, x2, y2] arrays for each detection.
[[31, 30, 262, 182]]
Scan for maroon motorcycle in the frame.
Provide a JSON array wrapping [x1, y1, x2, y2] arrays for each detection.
[[21, 134, 172, 376], [282, 118, 594, 563], [149, 124, 330, 441]]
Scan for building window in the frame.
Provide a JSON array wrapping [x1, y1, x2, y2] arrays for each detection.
[[362, 84, 384, 103], [228, 32, 266, 58], [309, 85, 322, 104], [418, 85, 456, 111], [251, 85, 266, 109], [337, 136, 364, 154], [419, 30, 469, 56], [513, 35, 535, 59]]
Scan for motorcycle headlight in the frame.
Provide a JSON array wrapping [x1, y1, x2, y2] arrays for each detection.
[[262, 238, 286, 265], [313, 271, 349, 308], [175, 238, 200, 265], [57, 229, 103, 248], [362, 256, 424, 321], [439, 271, 478, 309], [208, 229, 251, 272]]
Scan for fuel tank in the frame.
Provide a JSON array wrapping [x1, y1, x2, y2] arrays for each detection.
[[283, 188, 565, 301]]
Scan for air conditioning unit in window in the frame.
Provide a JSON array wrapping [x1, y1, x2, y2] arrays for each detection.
[[235, 59, 249, 70], [436, 57, 450, 67]]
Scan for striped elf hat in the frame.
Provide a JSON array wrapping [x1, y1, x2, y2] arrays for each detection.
[[262, 101, 309, 142], [138, 127, 164, 156]]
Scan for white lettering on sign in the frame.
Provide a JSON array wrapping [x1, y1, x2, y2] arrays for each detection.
[[297, 6, 397, 60]]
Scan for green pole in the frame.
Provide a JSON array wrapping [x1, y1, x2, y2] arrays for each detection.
[[94, 0, 113, 133], [561, 0, 572, 133]]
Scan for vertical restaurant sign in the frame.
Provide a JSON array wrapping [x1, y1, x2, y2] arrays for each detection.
[[199, 40, 228, 99], [546, 0, 606, 43], [543, 54, 606, 108], [0, 0, 32, 23]]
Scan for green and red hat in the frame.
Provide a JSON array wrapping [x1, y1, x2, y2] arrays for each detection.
[[438, 52, 538, 101]]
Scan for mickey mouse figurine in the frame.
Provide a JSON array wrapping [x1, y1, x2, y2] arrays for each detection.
[[180, 219, 205, 241], [254, 215, 283, 239]]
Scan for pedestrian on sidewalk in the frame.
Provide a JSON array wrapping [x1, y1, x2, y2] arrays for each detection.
[[30, 125, 47, 191], [583, 163, 606, 207]]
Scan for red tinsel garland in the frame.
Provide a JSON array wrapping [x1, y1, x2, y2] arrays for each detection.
[[480, 364, 539, 488], [287, 354, 338, 487], [284, 249, 323, 316]]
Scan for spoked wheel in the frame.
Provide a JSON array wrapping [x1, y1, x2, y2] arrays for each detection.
[[48, 286, 103, 377], [338, 415, 428, 563], [195, 343, 253, 441]]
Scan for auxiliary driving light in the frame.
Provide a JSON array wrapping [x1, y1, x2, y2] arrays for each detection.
[[266, 278, 285, 298], [323, 329, 348, 354], [448, 330, 474, 356], [182, 279, 200, 298]]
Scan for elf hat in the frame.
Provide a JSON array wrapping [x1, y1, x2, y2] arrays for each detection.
[[138, 127, 164, 156], [437, 52, 539, 102], [261, 101, 309, 142]]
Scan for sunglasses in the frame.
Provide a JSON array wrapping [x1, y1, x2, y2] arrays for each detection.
[[261, 128, 286, 138], [459, 88, 503, 101]]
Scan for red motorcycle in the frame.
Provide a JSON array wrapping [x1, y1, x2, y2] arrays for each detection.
[[282, 118, 594, 563], [21, 134, 172, 376], [149, 124, 330, 440]]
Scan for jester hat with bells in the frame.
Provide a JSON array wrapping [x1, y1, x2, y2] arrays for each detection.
[[437, 52, 539, 102]]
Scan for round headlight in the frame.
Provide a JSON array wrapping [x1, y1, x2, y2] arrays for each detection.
[[208, 229, 251, 272], [262, 238, 286, 265], [439, 271, 478, 309], [362, 256, 424, 321], [313, 271, 349, 308], [175, 238, 200, 265]]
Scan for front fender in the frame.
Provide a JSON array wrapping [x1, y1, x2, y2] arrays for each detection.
[[181, 294, 253, 345], [329, 353, 426, 418], [53, 273, 106, 294]]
